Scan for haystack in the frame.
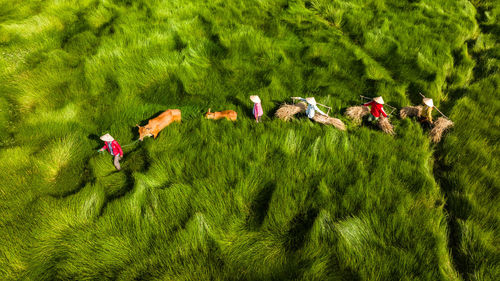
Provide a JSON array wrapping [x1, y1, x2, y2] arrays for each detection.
[[312, 114, 346, 131], [429, 117, 453, 143], [345, 106, 370, 124], [275, 102, 307, 121], [399, 105, 423, 119], [377, 117, 395, 135]]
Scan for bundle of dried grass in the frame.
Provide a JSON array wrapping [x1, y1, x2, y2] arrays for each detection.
[[429, 117, 453, 143], [345, 106, 370, 124], [377, 117, 395, 135], [399, 105, 423, 119], [275, 102, 306, 121], [312, 114, 346, 131]]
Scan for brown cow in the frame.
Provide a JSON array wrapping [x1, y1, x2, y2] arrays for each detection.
[[205, 108, 237, 121], [137, 109, 181, 141]]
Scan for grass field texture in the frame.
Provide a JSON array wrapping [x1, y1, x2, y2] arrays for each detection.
[[0, 0, 498, 280]]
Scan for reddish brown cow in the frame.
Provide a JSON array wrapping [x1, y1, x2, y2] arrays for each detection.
[[205, 108, 237, 121], [137, 109, 181, 141]]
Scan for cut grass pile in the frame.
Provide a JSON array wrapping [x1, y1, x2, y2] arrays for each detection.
[[0, 0, 498, 280], [400, 105, 424, 119], [345, 105, 370, 125], [429, 117, 454, 143], [276, 102, 307, 121], [376, 117, 395, 135], [311, 114, 346, 131]]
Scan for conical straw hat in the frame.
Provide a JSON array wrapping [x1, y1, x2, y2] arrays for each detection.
[[373, 96, 384, 104], [250, 95, 261, 103], [305, 97, 316, 105], [100, 133, 114, 142], [423, 97, 434, 107]]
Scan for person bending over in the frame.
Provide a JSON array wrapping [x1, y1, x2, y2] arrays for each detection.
[[363, 96, 387, 122], [292, 97, 327, 119], [98, 134, 123, 171]]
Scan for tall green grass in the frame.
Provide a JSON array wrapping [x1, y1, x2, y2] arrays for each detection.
[[0, 0, 497, 280], [435, 1, 500, 280]]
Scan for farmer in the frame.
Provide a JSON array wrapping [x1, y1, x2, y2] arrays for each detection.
[[363, 96, 387, 122], [291, 97, 327, 119], [98, 134, 123, 171], [250, 95, 263, 122], [421, 97, 434, 124]]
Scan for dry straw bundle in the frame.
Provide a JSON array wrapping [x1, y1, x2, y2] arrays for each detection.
[[429, 117, 454, 143], [312, 115, 346, 131], [345, 106, 370, 124], [399, 105, 423, 119], [275, 102, 307, 121], [377, 117, 395, 135]]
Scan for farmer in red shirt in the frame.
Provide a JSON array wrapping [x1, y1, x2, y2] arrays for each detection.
[[363, 96, 388, 122], [98, 134, 123, 171]]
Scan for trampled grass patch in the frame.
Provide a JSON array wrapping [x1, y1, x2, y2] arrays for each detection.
[[0, 0, 498, 280]]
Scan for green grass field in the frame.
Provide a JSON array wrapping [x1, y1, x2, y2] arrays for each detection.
[[0, 0, 498, 280]]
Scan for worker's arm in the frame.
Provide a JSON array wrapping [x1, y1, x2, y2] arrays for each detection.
[[291, 97, 306, 102], [380, 107, 388, 117], [315, 105, 327, 116], [99, 145, 107, 152], [363, 101, 373, 107]]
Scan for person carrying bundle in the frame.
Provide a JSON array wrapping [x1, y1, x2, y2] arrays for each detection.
[[421, 97, 434, 125], [398, 93, 453, 142], [291, 97, 327, 119], [288, 97, 346, 130], [363, 96, 387, 122], [418, 94, 453, 142]]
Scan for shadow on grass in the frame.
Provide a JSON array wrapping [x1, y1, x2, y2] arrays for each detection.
[[88, 133, 102, 149], [285, 208, 319, 252], [95, 140, 154, 216], [227, 96, 253, 119], [247, 182, 276, 230], [48, 158, 95, 198], [433, 143, 473, 279], [268, 99, 284, 119], [123, 146, 150, 173], [99, 170, 135, 217]]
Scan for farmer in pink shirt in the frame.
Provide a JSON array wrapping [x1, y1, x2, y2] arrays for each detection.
[[250, 95, 263, 122], [98, 134, 123, 171]]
